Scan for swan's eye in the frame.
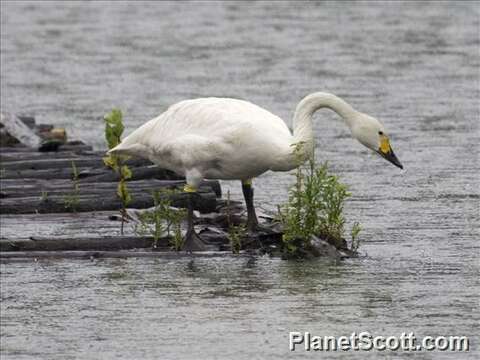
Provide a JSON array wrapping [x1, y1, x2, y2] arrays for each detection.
[[378, 131, 384, 135]]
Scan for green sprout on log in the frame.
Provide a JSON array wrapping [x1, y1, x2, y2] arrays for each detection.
[[63, 160, 80, 212], [40, 191, 48, 202], [135, 189, 186, 250], [350, 221, 362, 252], [278, 143, 362, 258], [103, 109, 132, 235], [228, 225, 245, 255], [226, 190, 245, 254]]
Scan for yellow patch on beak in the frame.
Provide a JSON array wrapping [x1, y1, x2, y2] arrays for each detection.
[[379, 134, 391, 154]]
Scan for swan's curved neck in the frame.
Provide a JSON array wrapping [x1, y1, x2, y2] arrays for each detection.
[[292, 92, 359, 150]]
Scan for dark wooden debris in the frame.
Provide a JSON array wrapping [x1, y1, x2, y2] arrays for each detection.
[[0, 189, 218, 214], [0, 143, 93, 153], [0, 250, 248, 260], [0, 179, 221, 198], [0, 112, 42, 148]]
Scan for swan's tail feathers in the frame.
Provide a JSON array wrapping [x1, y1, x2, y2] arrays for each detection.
[[107, 117, 157, 158], [107, 142, 149, 158]]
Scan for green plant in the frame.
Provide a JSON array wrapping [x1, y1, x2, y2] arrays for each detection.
[[350, 221, 362, 252], [228, 225, 245, 254], [226, 190, 245, 254], [136, 189, 186, 250], [171, 221, 184, 252], [103, 109, 132, 234], [278, 143, 361, 257], [40, 191, 48, 202], [63, 161, 80, 212]]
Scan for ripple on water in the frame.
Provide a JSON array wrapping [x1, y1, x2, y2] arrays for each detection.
[[1, 1, 479, 359]]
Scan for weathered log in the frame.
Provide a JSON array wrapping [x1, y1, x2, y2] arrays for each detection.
[[1, 165, 171, 181], [0, 127, 20, 146], [0, 178, 222, 199], [0, 179, 216, 197], [77, 164, 219, 196], [0, 250, 239, 259], [0, 150, 100, 162], [0, 157, 98, 170], [0, 231, 228, 252], [16, 115, 36, 129], [80, 165, 183, 182], [0, 112, 42, 148], [0, 145, 29, 152], [1, 166, 94, 180], [10, 114, 61, 136], [0, 143, 93, 153], [0, 178, 187, 195], [0, 156, 151, 171], [0, 189, 217, 214], [0, 236, 165, 251]]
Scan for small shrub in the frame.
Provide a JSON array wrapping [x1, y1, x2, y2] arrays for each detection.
[[278, 143, 361, 257], [350, 221, 362, 252], [136, 189, 186, 250], [171, 222, 184, 252], [103, 109, 132, 234]]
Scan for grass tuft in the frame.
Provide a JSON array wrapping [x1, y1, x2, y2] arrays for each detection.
[[135, 189, 186, 251], [278, 143, 362, 258], [63, 160, 80, 212]]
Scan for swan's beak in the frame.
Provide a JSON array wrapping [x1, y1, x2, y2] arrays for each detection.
[[378, 147, 403, 169], [377, 135, 403, 169]]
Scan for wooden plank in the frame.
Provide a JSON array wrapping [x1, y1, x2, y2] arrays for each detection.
[[1, 166, 95, 180], [0, 178, 186, 196], [0, 189, 217, 214], [0, 250, 239, 259], [0, 156, 151, 171], [0, 165, 180, 181], [0, 144, 93, 153], [80, 165, 183, 182], [0, 231, 230, 252], [0, 178, 221, 198], [0, 236, 163, 251], [0, 150, 101, 162]]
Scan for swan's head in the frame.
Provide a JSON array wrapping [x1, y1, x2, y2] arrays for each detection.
[[351, 113, 403, 169]]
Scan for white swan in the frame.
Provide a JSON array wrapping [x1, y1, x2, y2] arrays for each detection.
[[109, 92, 402, 250]]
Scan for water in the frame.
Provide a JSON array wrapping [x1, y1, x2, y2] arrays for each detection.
[[1, 1, 479, 359]]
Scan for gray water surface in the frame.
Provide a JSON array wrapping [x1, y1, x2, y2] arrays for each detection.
[[1, 1, 479, 359]]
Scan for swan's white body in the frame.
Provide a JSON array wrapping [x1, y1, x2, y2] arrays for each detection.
[[116, 98, 295, 182], [110, 92, 401, 188]]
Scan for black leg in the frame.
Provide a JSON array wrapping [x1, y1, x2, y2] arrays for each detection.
[[183, 192, 207, 252], [241, 180, 259, 233]]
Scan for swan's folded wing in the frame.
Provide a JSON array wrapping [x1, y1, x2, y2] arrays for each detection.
[[153, 134, 226, 171]]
